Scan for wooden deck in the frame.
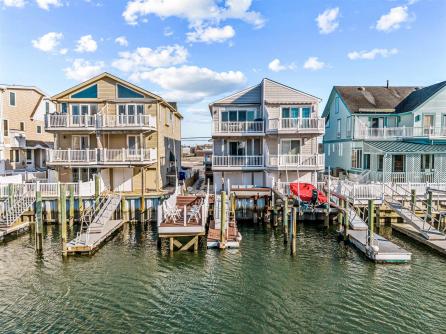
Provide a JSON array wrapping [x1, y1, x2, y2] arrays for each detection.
[[0, 221, 30, 240], [392, 222, 446, 256], [347, 229, 412, 263], [207, 220, 242, 249], [65, 219, 124, 255]]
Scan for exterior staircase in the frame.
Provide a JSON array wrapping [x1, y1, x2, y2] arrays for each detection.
[[76, 192, 121, 244], [0, 185, 36, 228], [383, 184, 446, 240]]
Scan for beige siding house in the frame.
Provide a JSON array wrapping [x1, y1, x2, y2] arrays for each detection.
[[46, 73, 182, 195], [210, 78, 325, 191], [0, 85, 54, 173]]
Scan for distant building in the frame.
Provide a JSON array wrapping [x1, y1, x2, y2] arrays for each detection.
[[322, 81, 446, 183], [0, 84, 54, 173], [182, 145, 191, 156], [45, 72, 182, 193], [210, 78, 325, 191]]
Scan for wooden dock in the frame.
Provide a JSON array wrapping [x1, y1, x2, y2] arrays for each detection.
[[207, 220, 242, 249], [392, 222, 446, 256], [0, 221, 30, 240], [65, 219, 124, 255]]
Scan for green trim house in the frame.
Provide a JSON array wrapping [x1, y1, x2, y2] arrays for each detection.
[[322, 81, 446, 183]]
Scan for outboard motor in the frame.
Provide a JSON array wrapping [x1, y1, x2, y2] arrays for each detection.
[[310, 189, 319, 206]]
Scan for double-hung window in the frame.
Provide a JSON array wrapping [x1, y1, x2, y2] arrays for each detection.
[[351, 148, 362, 169], [336, 119, 341, 138]]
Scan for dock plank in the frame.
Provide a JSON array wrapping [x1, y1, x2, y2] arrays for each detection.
[[392, 223, 446, 256]]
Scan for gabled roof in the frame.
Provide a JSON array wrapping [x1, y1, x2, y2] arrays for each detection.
[[211, 84, 262, 105], [365, 141, 446, 154], [395, 80, 446, 113], [0, 84, 49, 97], [335, 86, 418, 114], [262, 78, 321, 103]]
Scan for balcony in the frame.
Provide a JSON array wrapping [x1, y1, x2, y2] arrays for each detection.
[[212, 155, 264, 170], [355, 127, 446, 140], [46, 148, 157, 166], [45, 114, 157, 132], [267, 154, 324, 170], [267, 118, 325, 135], [212, 121, 264, 136]]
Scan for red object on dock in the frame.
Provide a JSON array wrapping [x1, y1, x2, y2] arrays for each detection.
[[289, 183, 327, 203]]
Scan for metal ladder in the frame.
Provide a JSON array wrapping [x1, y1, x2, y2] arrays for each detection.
[[0, 184, 36, 228]]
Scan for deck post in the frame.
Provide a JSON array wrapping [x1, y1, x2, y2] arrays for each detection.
[[60, 184, 67, 252], [290, 207, 297, 255], [411, 189, 416, 211], [368, 200, 375, 247], [69, 184, 75, 227], [94, 174, 100, 206], [427, 190, 433, 224], [283, 197, 288, 243], [220, 191, 226, 247], [35, 191, 43, 253]]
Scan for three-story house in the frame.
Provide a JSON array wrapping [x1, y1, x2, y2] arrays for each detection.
[[46, 73, 182, 194], [210, 78, 324, 192], [323, 81, 446, 183]]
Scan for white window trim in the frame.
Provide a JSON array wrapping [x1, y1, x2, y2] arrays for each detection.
[[221, 108, 258, 122], [9, 91, 16, 107], [279, 138, 301, 156], [71, 135, 90, 149], [117, 104, 145, 116], [127, 134, 141, 150], [71, 103, 96, 116], [280, 105, 312, 119]]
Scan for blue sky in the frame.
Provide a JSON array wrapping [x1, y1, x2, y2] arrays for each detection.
[[1, 0, 445, 142]]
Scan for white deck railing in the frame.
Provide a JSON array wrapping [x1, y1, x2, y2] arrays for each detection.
[[0, 180, 97, 198], [213, 121, 264, 134], [46, 114, 156, 130], [47, 148, 157, 164], [212, 155, 264, 167], [268, 154, 324, 168], [356, 126, 446, 139], [369, 171, 436, 183], [268, 118, 325, 132]]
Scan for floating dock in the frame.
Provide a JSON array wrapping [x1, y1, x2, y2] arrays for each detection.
[[65, 219, 124, 255], [392, 223, 446, 256], [207, 220, 242, 249], [0, 221, 30, 241]]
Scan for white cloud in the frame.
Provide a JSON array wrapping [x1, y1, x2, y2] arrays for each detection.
[[164, 27, 174, 37], [64, 59, 105, 82], [316, 7, 339, 34], [348, 48, 399, 60], [186, 25, 235, 43], [115, 36, 128, 47], [36, 0, 62, 10], [268, 58, 295, 72], [32, 32, 63, 52], [122, 0, 265, 28], [75, 35, 98, 53], [59, 48, 68, 55], [133, 65, 246, 103], [303, 57, 326, 70], [1, 0, 26, 7], [376, 6, 410, 32], [112, 45, 188, 72]]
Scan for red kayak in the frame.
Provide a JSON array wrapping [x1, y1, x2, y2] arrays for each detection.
[[289, 182, 327, 203]]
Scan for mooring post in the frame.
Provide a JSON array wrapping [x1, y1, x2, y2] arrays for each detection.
[[324, 202, 330, 227], [368, 199, 375, 247], [229, 192, 236, 219], [343, 201, 349, 241], [69, 184, 75, 227], [427, 190, 433, 224], [290, 207, 297, 255], [57, 182, 61, 224], [140, 167, 146, 222], [121, 196, 129, 222], [220, 191, 226, 248], [60, 184, 67, 253], [253, 196, 258, 224], [77, 180, 83, 220], [283, 197, 288, 242], [35, 190, 43, 253], [94, 174, 100, 206], [411, 189, 416, 211], [338, 198, 344, 232]]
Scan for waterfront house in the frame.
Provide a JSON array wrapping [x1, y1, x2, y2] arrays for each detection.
[[0, 84, 54, 174], [46, 72, 182, 194], [322, 81, 446, 183], [210, 78, 325, 192]]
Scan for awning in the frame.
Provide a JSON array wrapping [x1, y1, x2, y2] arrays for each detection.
[[25, 140, 53, 149], [364, 141, 446, 154]]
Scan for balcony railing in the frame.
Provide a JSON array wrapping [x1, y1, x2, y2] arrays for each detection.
[[268, 154, 325, 169], [369, 171, 436, 183], [47, 148, 157, 165], [268, 118, 325, 133], [212, 155, 263, 168], [355, 127, 446, 140], [45, 114, 157, 130], [212, 121, 264, 134]]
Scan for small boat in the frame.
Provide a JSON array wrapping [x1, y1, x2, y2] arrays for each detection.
[[289, 182, 327, 204]]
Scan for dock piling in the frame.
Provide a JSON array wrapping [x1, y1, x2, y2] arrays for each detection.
[[94, 174, 100, 206], [283, 198, 288, 243], [411, 189, 416, 211], [290, 207, 297, 255], [220, 191, 226, 247], [427, 190, 433, 224], [367, 200, 375, 247], [35, 191, 43, 253], [60, 184, 67, 253], [69, 184, 74, 227], [343, 201, 349, 241]]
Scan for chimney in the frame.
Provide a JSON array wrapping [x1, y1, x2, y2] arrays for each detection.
[[386, 80, 389, 88]]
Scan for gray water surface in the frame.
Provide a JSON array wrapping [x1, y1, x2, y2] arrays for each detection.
[[0, 222, 445, 333]]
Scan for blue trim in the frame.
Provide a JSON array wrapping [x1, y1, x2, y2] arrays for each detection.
[[117, 84, 144, 99], [71, 84, 98, 98]]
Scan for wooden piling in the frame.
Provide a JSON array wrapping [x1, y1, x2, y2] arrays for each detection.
[[290, 207, 297, 255], [69, 184, 75, 227], [427, 190, 433, 224], [324, 203, 330, 227], [94, 174, 100, 206], [411, 189, 416, 212], [220, 191, 226, 247], [60, 184, 67, 254], [35, 191, 43, 253], [343, 201, 349, 241], [368, 200, 375, 247], [338, 199, 344, 232], [283, 198, 288, 243], [57, 182, 61, 224], [253, 196, 258, 224], [141, 167, 146, 222], [121, 196, 129, 222]]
